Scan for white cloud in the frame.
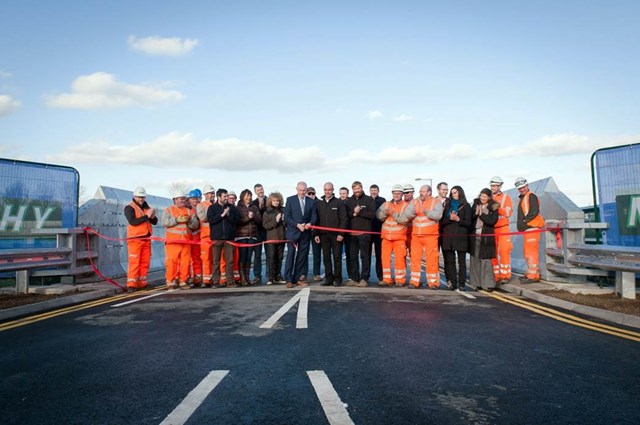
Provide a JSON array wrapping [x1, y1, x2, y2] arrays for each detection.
[[47, 132, 478, 172], [128, 35, 199, 56], [47, 132, 327, 172], [331, 144, 477, 166], [485, 133, 638, 159], [0, 95, 21, 116], [0, 71, 12, 79], [45, 72, 184, 110], [368, 110, 383, 120], [392, 114, 414, 122]]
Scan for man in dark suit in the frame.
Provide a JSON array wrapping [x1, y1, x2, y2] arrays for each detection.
[[284, 181, 318, 288]]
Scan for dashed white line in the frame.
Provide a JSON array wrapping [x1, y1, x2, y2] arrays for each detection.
[[296, 287, 310, 329], [159, 370, 229, 425], [456, 289, 476, 299], [259, 287, 310, 329], [307, 370, 355, 425], [111, 289, 177, 307]]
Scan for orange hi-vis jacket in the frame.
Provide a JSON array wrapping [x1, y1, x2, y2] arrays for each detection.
[[493, 192, 513, 228], [521, 192, 545, 228], [380, 201, 408, 240], [164, 205, 193, 242], [196, 200, 212, 239], [410, 196, 441, 236], [127, 201, 152, 238]]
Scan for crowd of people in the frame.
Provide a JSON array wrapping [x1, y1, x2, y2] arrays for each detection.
[[123, 177, 545, 293]]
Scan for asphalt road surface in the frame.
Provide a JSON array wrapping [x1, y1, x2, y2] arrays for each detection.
[[1, 285, 639, 425]]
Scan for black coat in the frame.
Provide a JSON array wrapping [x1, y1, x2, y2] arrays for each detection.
[[207, 202, 240, 240], [440, 199, 472, 252], [468, 200, 499, 259], [313, 195, 348, 237]]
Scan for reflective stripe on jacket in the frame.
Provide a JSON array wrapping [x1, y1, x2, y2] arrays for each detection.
[[127, 201, 152, 238], [411, 197, 441, 236], [494, 192, 513, 228], [164, 205, 193, 241], [380, 201, 408, 241], [520, 192, 544, 228]]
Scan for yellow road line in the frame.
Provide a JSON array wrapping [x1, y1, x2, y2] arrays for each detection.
[[0, 287, 164, 332], [490, 290, 640, 338], [481, 290, 640, 342]]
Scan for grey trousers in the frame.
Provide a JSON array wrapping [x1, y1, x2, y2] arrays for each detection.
[[469, 238, 496, 289]]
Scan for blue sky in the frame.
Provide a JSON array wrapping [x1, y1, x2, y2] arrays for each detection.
[[1, 0, 639, 205]]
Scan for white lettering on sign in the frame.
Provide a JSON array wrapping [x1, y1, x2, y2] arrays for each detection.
[[628, 196, 640, 228], [34, 207, 56, 229], [0, 205, 27, 231]]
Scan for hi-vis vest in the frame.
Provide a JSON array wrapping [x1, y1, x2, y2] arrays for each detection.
[[164, 205, 193, 241], [381, 201, 408, 241], [412, 197, 439, 236], [197, 200, 212, 239], [127, 201, 152, 238], [494, 192, 513, 228], [521, 192, 545, 228]]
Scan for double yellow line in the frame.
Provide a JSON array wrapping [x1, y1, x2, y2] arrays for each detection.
[[0, 287, 165, 332], [481, 289, 640, 342]]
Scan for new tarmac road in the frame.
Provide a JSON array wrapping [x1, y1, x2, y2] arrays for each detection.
[[1, 286, 638, 425]]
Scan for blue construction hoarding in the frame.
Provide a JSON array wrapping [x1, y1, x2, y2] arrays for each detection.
[[0, 158, 79, 249], [594, 144, 640, 246]]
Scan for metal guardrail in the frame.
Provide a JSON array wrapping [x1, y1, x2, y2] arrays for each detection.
[[546, 223, 639, 299], [0, 228, 97, 294]]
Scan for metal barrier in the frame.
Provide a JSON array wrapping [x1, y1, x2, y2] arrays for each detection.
[[0, 228, 97, 294], [546, 221, 639, 299]]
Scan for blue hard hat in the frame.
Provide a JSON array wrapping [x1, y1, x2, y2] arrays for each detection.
[[189, 189, 202, 198]]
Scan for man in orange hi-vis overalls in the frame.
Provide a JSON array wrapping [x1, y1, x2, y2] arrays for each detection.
[[187, 189, 203, 287], [489, 176, 513, 285], [515, 177, 544, 283], [162, 190, 199, 289], [196, 184, 215, 287], [404, 184, 444, 289], [376, 185, 409, 287], [124, 187, 158, 292]]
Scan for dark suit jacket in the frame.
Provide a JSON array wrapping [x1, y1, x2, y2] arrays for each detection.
[[284, 194, 318, 241]]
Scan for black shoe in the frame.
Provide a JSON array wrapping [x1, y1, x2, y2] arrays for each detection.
[[322, 281, 332, 286], [127, 287, 137, 293], [519, 276, 539, 284]]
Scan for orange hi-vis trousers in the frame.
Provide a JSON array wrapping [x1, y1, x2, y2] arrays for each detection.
[[410, 235, 439, 288], [190, 235, 203, 282], [381, 239, 406, 284], [220, 246, 240, 283], [523, 229, 541, 280], [165, 242, 191, 284], [492, 226, 513, 282], [201, 237, 213, 284], [127, 239, 151, 288]]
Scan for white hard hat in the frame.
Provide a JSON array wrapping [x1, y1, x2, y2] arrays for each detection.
[[227, 190, 237, 197], [171, 189, 187, 199], [403, 184, 415, 193], [133, 186, 147, 197], [489, 176, 503, 185], [514, 177, 528, 189], [391, 184, 404, 193], [202, 184, 215, 194]]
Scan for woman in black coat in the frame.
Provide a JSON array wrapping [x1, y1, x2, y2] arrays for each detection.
[[440, 186, 471, 290], [469, 188, 499, 291]]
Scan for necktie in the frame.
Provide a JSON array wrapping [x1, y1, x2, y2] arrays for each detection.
[[300, 197, 305, 212]]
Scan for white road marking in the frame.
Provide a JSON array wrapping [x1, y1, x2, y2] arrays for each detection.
[[159, 370, 229, 425], [111, 289, 177, 307], [296, 287, 310, 329], [456, 289, 476, 299], [259, 287, 310, 329], [307, 370, 355, 425]]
